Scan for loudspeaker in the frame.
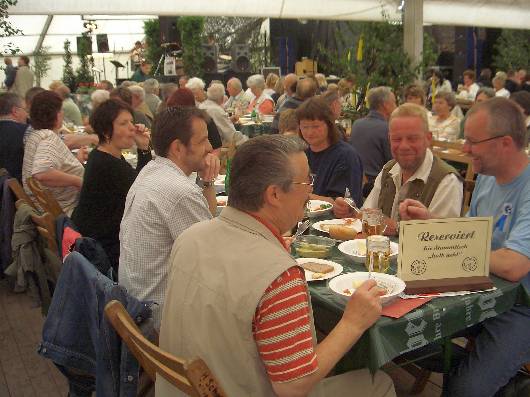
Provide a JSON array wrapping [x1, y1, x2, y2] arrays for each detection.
[[202, 44, 218, 73], [76, 36, 92, 55], [159, 16, 179, 44], [231, 44, 251, 73], [96, 34, 109, 53]]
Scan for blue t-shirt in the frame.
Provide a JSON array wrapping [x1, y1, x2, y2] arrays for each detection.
[[468, 164, 530, 293], [306, 140, 364, 205]]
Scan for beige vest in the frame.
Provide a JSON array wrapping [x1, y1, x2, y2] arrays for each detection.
[[156, 207, 318, 397], [377, 156, 461, 218]]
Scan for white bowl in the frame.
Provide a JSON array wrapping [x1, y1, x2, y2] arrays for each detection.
[[337, 239, 399, 263], [307, 200, 333, 218], [328, 272, 405, 305]]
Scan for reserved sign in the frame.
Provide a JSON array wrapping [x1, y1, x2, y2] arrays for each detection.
[[397, 217, 493, 292]]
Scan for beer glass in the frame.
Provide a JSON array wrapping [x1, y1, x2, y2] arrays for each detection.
[[362, 208, 387, 236], [365, 235, 391, 273]]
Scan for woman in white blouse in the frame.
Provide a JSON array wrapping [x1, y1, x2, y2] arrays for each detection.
[[493, 75, 511, 98], [429, 91, 461, 142]]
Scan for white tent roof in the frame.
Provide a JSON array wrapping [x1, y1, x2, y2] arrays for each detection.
[[8, 0, 530, 30]]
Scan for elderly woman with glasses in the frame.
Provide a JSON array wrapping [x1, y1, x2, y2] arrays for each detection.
[[246, 74, 274, 115], [296, 96, 364, 206]]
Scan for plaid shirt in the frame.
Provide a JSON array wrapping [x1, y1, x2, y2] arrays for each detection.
[[118, 156, 211, 327]]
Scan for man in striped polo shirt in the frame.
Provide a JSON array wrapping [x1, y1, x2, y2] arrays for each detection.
[[157, 135, 396, 397]]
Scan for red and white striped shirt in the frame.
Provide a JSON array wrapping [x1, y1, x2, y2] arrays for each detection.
[[252, 266, 318, 383]]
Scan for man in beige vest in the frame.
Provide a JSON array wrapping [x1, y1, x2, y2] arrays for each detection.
[[157, 135, 396, 397], [9, 56, 34, 99], [335, 103, 463, 235]]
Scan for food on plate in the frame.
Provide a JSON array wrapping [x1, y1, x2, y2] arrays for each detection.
[[217, 200, 227, 206], [300, 261, 334, 274], [352, 279, 364, 289], [328, 225, 358, 241], [312, 273, 325, 280], [342, 280, 389, 296], [343, 288, 352, 295], [310, 202, 332, 212], [295, 242, 330, 258]]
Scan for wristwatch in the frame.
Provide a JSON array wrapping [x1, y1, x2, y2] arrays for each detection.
[[200, 179, 214, 188]]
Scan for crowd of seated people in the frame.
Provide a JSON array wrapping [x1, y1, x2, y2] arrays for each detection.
[[1, 61, 529, 397]]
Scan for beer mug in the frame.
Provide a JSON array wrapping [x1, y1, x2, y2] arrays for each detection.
[[362, 208, 387, 236], [365, 235, 391, 273]]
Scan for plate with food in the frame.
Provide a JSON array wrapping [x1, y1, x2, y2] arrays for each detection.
[[312, 218, 362, 239], [328, 272, 405, 305], [337, 239, 399, 263], [296, 258, 343, 281], [216, 195, 228, 207], [307, 200, 334, 218]]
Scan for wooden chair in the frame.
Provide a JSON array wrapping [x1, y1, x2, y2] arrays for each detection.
[[30, 210, 59, 256], [26, 177, 63, 217], [7, 178, 37, 209], [463, 179, 476, 214], [104, 300, 227, 397]]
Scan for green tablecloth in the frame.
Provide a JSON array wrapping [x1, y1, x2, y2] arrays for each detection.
[[303, 217, 529, 373]]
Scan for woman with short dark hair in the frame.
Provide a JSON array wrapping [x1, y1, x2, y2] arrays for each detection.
[[296, 97, 364, 205], [72, 98, 152, 271], [22, 91, 85, 215]]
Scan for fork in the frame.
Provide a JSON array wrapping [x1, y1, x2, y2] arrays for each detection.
[[344, 188, 361, 215], [293, 219, 311, 239]]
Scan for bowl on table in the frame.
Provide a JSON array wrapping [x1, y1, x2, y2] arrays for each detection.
[[307, 200, 334, 218], [337, 239, 399, 264], [292, 235, 336, 259], [328, 272, 406, 305]]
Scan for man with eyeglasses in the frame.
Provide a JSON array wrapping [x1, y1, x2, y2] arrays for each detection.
[[0, 92, 28, 181], [157, 135, 396, 397], [399, 97, 530, 396]]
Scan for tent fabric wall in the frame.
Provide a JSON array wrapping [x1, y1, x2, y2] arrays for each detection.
[[8, 0, 530, 29]]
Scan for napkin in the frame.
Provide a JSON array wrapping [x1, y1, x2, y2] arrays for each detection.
[[381, 297, 433, 318]]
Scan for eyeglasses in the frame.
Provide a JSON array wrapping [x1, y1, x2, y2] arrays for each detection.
[[463, 135, 507, 146], [292, 174, 315, 187], [15, 106, 28, 113]]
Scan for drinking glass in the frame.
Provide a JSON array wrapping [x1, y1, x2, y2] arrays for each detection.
[[362, 208, 387, 236], [365, 235, 391, 273]]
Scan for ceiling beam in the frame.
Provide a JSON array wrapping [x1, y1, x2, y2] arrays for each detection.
[[34, 15, 53, 54]]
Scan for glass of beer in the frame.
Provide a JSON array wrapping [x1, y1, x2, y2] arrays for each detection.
[[362, 208, 387, 236], [365, 235, 391, 273]]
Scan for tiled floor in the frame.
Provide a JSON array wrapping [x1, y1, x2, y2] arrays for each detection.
[[0, 277, 442, 397]]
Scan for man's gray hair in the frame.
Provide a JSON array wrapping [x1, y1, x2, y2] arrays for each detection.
[[207, 83, 226, 103], [476, 87, 495, 100], [0, 92, 23, 116], [185, 77, 205, 91], [228, 135, 307, 212], [227, 77, 242, 92], [246, 74, 265, 90], [90, 89, 110, 107], [143, 78, 160, 94], [128, 85, 145, 101], [367, 86, 393, 111], [467, 97, 528, 150]]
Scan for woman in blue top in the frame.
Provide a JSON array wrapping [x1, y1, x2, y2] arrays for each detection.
[[296, 97, 364, 205]]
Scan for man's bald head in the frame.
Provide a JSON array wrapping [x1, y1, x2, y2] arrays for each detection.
[[283, 73, 298, 96], [296, 78, 317, 101]]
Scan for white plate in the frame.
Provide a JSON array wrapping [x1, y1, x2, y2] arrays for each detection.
[[307, 200, 333, 218], [296, 258, 343, 282], [216, 195, 228, 207], [337, 239, 399, 263], [328, 272, 405, 305], [214, 175, 226, 193], [312, 218, 362, 234]]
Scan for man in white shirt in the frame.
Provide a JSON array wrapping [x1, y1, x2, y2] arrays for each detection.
[[334, 103, 463, 235], [199, 83, 248, 146], [223, 77, 251, 112], [118, 106, 219, 328]]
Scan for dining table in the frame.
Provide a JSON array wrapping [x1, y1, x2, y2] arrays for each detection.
[[300, 213, 530, 375]]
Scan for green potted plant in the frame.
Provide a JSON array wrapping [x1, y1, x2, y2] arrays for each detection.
[[179, 16, 205, 77]]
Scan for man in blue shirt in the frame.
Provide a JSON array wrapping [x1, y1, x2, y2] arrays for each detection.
[[399, 97, 530, 396]]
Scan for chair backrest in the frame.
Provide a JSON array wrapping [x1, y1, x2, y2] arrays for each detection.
[[463, 179, 476, 214], [104, 300, 227, 397], [30, 211, 59, 255], [7, 178, 37, 209], [26, 177, 64, 217]]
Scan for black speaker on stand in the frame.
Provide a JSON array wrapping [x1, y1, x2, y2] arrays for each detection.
[[202, 44, 218, 73], [159, 16, 180, 45], [96, 34, 109, 53], [231, 44, 251, 73]]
